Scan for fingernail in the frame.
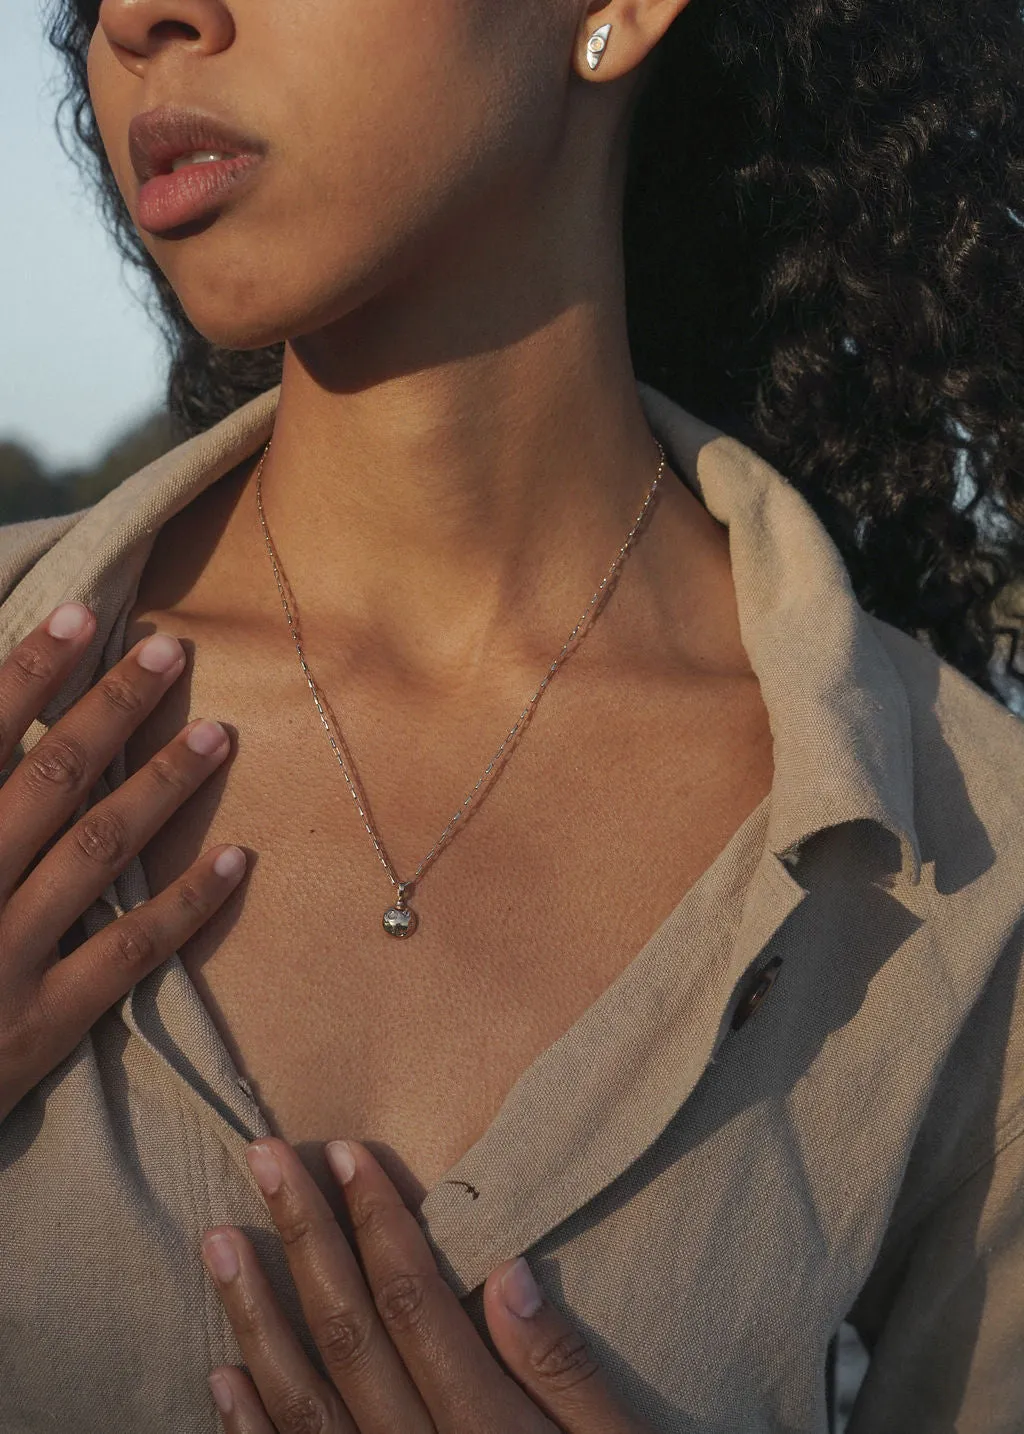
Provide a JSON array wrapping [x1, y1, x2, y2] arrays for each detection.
[[47, 603, 90, 640], [213, 847, 247, 880], [326, 1139, 356, 1184], [137, 633, 184, 673], [186, 720, 229, 756], [246, 1142, 283, 1196], [208, 1373, 234, 1415], [501, 1257, 543, 1319], [203, 1233, 239, 1283]]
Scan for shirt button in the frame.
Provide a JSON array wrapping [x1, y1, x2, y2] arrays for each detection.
[[730, 955, 784, 1031]]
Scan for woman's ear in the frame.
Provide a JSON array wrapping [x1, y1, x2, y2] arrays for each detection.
[[571, 0, 693, 83]]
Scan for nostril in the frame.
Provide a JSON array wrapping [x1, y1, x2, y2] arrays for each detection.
[[150, 19, 200, 42]]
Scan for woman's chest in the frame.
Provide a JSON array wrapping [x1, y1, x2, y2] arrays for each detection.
[[122, 608, 773, 1210]]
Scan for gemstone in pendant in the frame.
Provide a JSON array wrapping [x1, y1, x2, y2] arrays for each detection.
[[383, 904, 417, 937]]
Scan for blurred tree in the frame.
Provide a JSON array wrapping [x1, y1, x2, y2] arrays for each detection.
[[0, 409, 175, 526], [0, 442, 73, 523], [67, 410, 175, 508]]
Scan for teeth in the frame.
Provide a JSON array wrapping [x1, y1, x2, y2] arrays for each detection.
[[169, 150, 230, 173]]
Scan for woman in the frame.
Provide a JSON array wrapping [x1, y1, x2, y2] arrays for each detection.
[[0, 0, 1022, 1430]]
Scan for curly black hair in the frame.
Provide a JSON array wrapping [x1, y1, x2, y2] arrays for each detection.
[[46, 0, 1024, 708]]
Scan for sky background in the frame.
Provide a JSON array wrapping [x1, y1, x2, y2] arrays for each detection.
[[1, 1, 166, 470]]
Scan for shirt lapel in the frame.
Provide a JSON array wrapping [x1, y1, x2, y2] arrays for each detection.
[[417, 823, 809, 1296]]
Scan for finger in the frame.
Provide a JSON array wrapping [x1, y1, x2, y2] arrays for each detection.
[[326, 1138, 547, 1433], [5, 718, 232, 966], [200, 1224, 356, 1434], [0, 631, 187, 898], [9, 845, 248, 1108], [206, 1366, 276, 1434], [244, 1138, 433, 1434], [482, 1261, 655, 1434], [0, 603, 97, 775]]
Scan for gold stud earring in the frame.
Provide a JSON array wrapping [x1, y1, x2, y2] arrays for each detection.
[[586, 22, 612, 70]]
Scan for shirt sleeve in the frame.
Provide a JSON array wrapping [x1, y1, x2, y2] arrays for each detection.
[[843, 1116, 1024, 1433]]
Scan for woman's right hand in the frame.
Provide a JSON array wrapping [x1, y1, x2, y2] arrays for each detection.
[[0, 600, 247, 1126]]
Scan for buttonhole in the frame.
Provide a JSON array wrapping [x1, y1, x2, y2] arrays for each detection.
[[444, 1180, 480, 1200], [730, 955, 784, 1031]]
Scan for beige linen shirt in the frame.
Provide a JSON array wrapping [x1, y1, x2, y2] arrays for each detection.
[[1, 382, 1023, 1434]]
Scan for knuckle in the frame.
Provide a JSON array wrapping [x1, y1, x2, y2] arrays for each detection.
[[274, 1391, 330, 1434], [347, 1191, 394, 1242], [528, 1329, 602, 1391], [316, 1303, 374, 1373], [10, 643, 55, 688], [228, 1286, 263, 1342], [145, 754, 190, 797], [98, 673, 145, 718], [275, 1210, 316, 1248], [174, 879, 208, 920], [72, 809, 132, 868], [105, 917, 155, 969], [24, 736, 87, 793], [373, 1271, 428, 1334]]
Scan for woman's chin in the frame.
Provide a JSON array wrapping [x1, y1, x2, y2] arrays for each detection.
[[175, 299, 298, 353], [193, 322, 289, 352], [171, 271, 365, 356]]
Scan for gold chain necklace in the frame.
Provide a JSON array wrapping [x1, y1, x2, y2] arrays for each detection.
[[254, 436, 666, 938]]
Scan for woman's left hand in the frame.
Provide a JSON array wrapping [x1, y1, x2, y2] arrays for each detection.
[[201, 1136, 655, 1433]]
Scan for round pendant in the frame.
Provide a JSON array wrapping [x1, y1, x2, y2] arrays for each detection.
[[383, 904, 417, 937]]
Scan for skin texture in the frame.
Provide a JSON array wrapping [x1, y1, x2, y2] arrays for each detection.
[[87, 0, 696, 674], [78, 1, 773, 1425]]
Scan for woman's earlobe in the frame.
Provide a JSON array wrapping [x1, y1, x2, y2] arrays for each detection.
[[577, 0, 693, 82], [575, 0, 687, 83]]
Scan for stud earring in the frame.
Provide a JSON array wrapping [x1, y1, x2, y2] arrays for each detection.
[[586, 22, 612, 70]]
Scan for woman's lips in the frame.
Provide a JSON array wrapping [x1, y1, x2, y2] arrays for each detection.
[[136, 153, 264, 235]]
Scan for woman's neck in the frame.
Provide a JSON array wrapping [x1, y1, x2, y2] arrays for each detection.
[[250, 287, 667, 684]]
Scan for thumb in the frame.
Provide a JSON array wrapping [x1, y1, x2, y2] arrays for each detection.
[[483, 1256, 655, 1434]]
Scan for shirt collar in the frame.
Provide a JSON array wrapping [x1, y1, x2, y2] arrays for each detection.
[[0, 379, 921, 886], [638, 382, 921, 886]]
